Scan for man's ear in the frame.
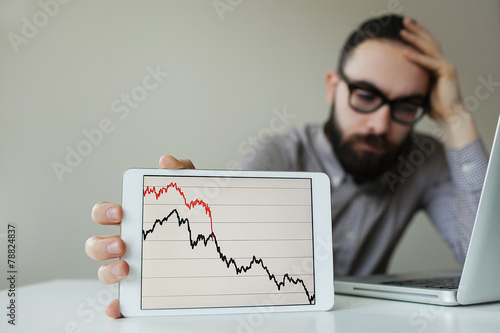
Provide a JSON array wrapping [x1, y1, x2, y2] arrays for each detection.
[[325, 71, 340, 106]]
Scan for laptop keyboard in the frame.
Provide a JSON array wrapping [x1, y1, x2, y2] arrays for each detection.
[[381, 276, 461, 289]]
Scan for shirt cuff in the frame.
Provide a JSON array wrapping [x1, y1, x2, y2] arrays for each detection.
[[445, 138, 489, 191]]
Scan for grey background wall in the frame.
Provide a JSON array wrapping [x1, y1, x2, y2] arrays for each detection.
[[1, 0, 499, 290]]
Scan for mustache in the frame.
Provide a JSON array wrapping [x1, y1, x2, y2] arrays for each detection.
[[349, 133, 390, 149]]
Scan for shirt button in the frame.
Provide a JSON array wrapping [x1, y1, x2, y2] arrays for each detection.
[[346, 232, 354, 240], [332, 176, 342, 187], [462, 163, 474, 173]]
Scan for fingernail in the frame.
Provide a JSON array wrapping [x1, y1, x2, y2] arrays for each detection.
[[107, 207, 119, 221], [111, 264, 123, 277], [107, 241, 121, 256]]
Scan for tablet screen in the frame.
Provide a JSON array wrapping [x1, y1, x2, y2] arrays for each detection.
[[140, 175, 315, 310]]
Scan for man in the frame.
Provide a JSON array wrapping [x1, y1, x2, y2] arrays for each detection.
[[85, 15, 488, 318]]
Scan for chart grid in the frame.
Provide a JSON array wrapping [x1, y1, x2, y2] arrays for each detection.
[[141, 175, 315, 310]]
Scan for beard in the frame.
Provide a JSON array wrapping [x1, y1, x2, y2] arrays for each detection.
[[325, 104, 410, 185]]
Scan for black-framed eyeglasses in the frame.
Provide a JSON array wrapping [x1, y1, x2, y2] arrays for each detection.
[[339, 72, 430, 126]]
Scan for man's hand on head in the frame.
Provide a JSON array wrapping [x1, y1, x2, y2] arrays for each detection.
[[400, 17, 478, 149], [399, 17, 461, 120]]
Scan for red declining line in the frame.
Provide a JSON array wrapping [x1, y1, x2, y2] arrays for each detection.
[[143, 183, 214, 239]]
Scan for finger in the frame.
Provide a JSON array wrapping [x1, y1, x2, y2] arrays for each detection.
[[85, 235, 125, 261], [404, 49, 455, 77], [92, 202, 123, 225], [159, 155, 196, 169], [403, 49, 441, 71], [402, 17, 434, 43], [401, 18, 440, 56], [400, 29, 439, 57], [105, 299, 123, 319], [97, 259, 130, 285]]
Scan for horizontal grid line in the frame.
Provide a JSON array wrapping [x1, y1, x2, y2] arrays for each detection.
[[143, 239, 313, 242], [143, 256, 313, 260], [143, 274, 314, 279], [144, 186, 310, 190], [143, 203, 311, 206], [142, 221, 311, 224], [142, 291, 311, 298]]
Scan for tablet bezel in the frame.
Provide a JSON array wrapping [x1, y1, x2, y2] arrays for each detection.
[[119, 168, 334, 317]]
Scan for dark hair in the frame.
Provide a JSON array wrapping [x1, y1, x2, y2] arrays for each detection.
[[337, 14, 412, 73]]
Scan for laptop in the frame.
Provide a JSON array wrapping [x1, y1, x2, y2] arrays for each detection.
[[334, 115, 500, 306]]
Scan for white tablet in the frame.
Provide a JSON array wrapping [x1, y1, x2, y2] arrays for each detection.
[[119, 168, 334, 317]]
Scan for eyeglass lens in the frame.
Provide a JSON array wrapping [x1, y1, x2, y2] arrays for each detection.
[[350, 88, 425, 124]]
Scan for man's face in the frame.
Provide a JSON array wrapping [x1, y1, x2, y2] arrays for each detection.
[[326, 39, 431, 183]]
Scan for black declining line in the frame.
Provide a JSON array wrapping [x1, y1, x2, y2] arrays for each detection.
[[143, 209, 315, 304]]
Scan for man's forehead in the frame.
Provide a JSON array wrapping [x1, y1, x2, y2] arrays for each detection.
[[342, 39, 430, 98]]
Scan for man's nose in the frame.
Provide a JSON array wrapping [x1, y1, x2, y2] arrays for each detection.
[[366, 103, 391, 135]]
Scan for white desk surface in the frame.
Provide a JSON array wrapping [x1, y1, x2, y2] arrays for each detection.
[[2, 279, 500, 332]]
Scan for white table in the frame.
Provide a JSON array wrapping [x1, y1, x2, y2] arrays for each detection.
[[2, 279, 500, 332]]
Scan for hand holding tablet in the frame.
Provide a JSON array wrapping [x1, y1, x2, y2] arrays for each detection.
[[85, 155, 195, 318], [120, 168, 334, 316], [86, 156, 334, 318]]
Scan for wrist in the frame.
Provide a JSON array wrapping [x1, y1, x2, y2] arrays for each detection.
[[434, 104, 478, 149]]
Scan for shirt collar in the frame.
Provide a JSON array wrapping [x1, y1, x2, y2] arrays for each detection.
[[314, 124, 348, 188]]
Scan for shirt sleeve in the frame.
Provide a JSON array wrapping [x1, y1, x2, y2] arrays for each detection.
[[422, 138, 489, 264]]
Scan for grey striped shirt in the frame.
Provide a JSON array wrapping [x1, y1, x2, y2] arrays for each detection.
[[239, 124, 488, 276]]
